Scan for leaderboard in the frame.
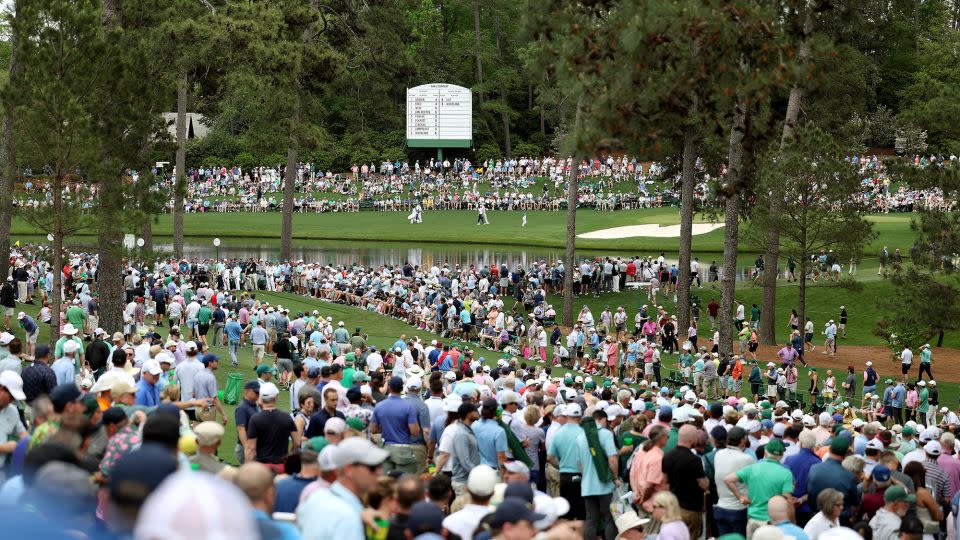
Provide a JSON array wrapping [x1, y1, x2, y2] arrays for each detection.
[[406, 83, 472, 143]]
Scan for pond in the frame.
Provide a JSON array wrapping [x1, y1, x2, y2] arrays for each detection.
[[28, 236, 773, 281]]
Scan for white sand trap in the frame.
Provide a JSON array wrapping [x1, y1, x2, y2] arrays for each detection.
[[577, 223, 725, 239]]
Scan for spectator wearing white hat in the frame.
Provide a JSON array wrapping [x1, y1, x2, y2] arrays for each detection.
[[298, 437, 389, 540], [52, 340, 79, 386], [0, 371, 27, 468]]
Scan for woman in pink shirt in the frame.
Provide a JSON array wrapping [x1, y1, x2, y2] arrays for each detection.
[[605, 335, 619, 377]]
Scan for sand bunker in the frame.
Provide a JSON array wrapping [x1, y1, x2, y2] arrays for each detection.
[[577, 223, 725, 239]]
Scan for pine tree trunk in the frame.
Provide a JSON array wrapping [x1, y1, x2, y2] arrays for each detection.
[[280, 146, 297, 261], [719, 101, 747, 356], [798, 257, 807, 333], [0, 11, 19, 283], [759, 9, 812, 345], [51, 176, 63, 345], [97, 0, 125, 336], [494, 28, 511, 159], [141, 221, 153, 253], [473, 1, 484, 104], [173, 72, 188, 259], [562, 161, 577, 328], [676, 126, 697, 335]]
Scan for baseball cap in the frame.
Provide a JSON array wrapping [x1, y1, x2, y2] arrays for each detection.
[[565, 403, 583, 417], [111, 381, 135, 396], [193, 421, 225, 446], [884, 485, 916, 503], [259, 382, 279, 400], [324, 417, 347, 435], [50, 383, 82, 411], [866, 438, 884, 451], [468, 464, 498, 496], [407, 502, 445, 536], [101, 406, 128, 427], [924, 440, 942, 456], [872, 464, 891, 482], [830, 435, 851, 455], [388, 376, 404, 392], [255, 364, 276, 376], [243, 380, 261, 391], [0, 371, 26, 401], [142, 360, 163, 376], [333, 437, 388, 468], [63, 340, 80, 354], [488, 497, 546, 529], [109, 443, 178, 506], [765, 439, 786, 456], [200, 353, 220, 366]]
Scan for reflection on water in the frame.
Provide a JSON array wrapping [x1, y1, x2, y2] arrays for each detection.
[[30, 235, 771, 280]]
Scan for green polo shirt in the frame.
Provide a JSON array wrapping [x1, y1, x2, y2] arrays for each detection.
[[735, 458, 795, 521], [197, 306, 212, 325]]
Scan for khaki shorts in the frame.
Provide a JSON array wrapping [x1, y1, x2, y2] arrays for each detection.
[[252, 344, 265, 361]]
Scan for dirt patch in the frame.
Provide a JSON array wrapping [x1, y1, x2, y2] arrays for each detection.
[[749, 343, 960, 384]]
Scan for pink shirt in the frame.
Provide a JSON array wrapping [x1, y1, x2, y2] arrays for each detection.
[[937, 453, 960, 494], [630, 446, 667, 512]]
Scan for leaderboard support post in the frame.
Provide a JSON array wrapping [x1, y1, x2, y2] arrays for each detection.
[[437, 148, 443, 162]]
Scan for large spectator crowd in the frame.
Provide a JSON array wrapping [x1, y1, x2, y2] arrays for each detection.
[[0, 243, 958, 540]]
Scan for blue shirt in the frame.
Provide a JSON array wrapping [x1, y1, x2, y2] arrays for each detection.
[[892, 384, 906, 407], [51, 358, 75, 386], [806, 457, 861, 521], [548, 423, 585, 473], [775, 521, 809, 540], [273, 474, 315, 513], [784, 447, 822, 512], [472, 418, 507, 468], [225, 320, 243, 341], [252, 509, 301, 540], [298, 481, 363, 540], [580, 428, 617, 496], [18, 316, 37, 335], [371, 396, 417, 445], [135, 378, 160, 407]]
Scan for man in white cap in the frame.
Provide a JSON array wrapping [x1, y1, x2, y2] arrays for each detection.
[[443, 464, 497, 539], [245, 382, 299, 473], [548, 403, 586, 520], [298, 437, 389, 540], [16, 311, 38, 359], [0, 371, 26, 467], [0, 332, 17, 373], [52, 340, 79, 385]]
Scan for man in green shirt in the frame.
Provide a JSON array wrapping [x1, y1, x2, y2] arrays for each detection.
[[917, 380, 930, 421], [66, 300, 88, 336], [196, 301, 213, 347], [919, 343, 933, 380], [724, 439, 794, 538]]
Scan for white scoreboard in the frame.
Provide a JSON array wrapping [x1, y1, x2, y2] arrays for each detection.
[[406, 83, 472, 148]]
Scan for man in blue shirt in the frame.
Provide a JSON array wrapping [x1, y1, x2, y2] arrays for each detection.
[[237, 462, 301, 540], [225, 314, 243, 367], [234, 381, 260, 464], [370, 376, 420, 474], [135, 360, 162, 407], [784, 430, 823, 525], [891, 381, 906, 426], [548, 403, 586, 520], [17, 312, 38, 359], [472, 397, 507, 469], [806, 435, 861, 525]]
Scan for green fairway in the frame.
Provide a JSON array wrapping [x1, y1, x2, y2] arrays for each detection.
[[10, 208, 921, 254]]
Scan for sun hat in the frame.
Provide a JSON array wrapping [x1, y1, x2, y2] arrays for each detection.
[[467, 464, 498, 496]]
